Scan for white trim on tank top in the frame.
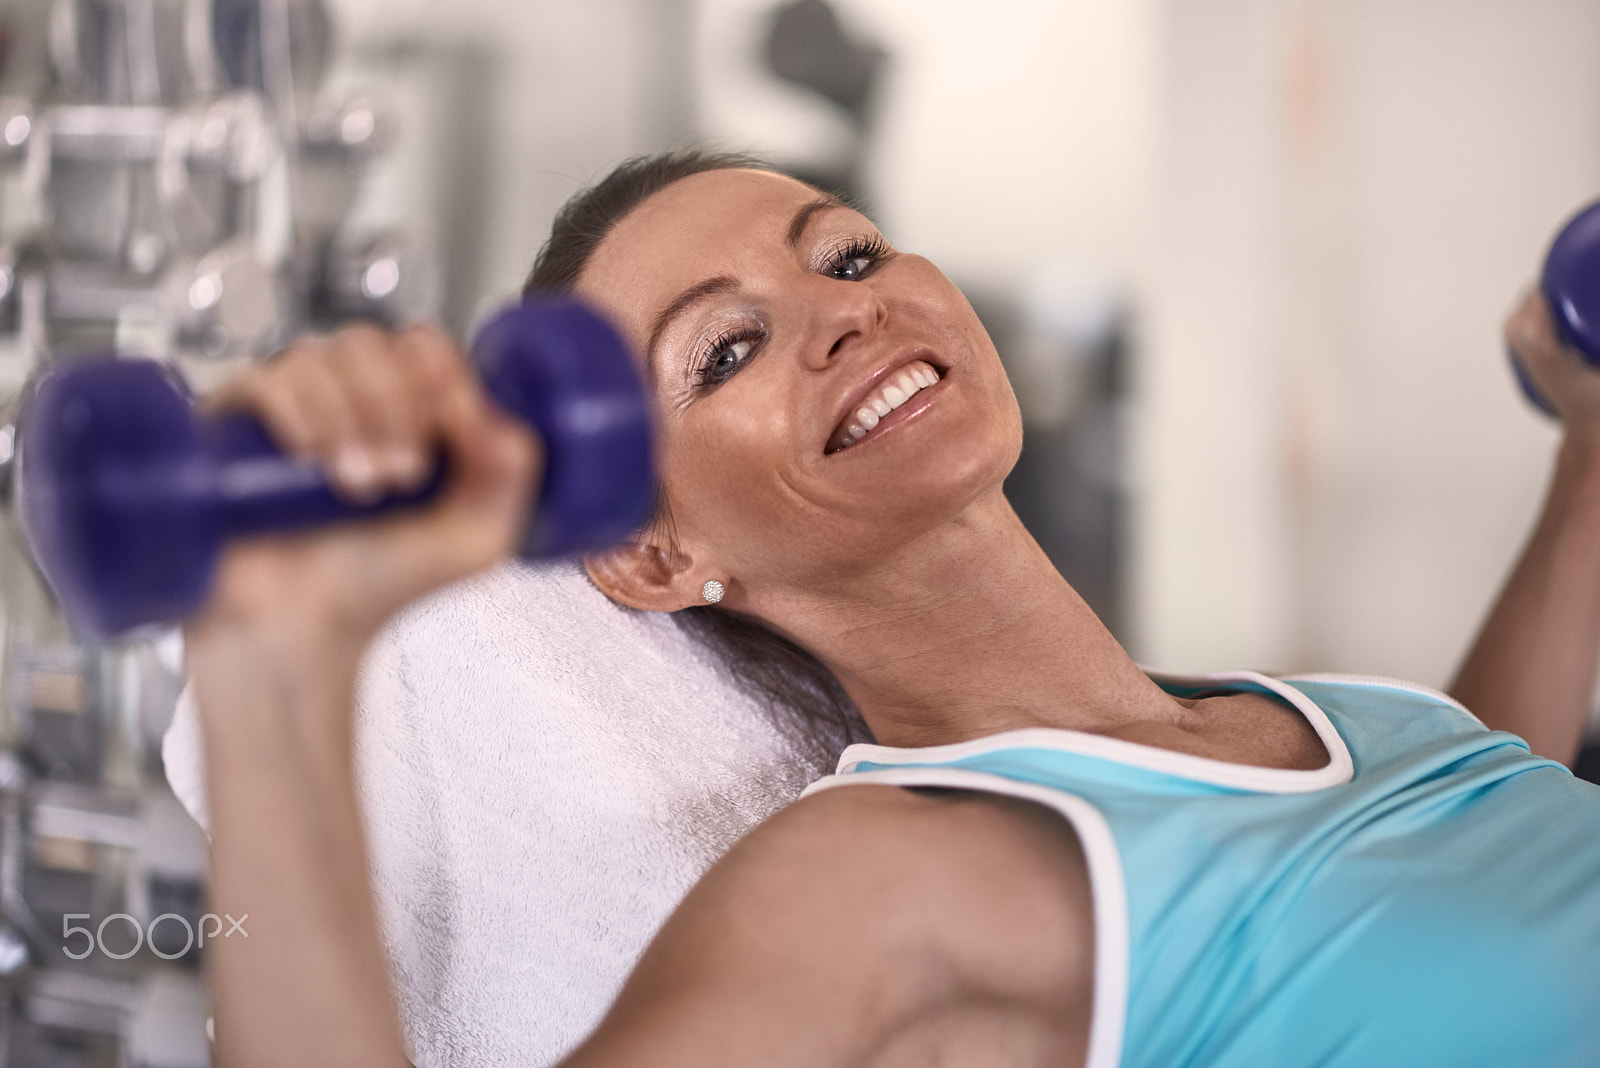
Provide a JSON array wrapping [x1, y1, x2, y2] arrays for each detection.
[[828, 669, 1356, 794], [1279, 671, 1486, 727]]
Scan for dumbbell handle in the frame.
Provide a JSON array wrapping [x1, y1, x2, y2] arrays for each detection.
[[204, 413, 448, 537]]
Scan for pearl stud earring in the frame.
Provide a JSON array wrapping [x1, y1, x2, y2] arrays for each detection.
[[701, 579, 725, 604]]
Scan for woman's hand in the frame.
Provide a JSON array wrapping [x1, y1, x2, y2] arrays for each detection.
[[1506, 288, 1600, 445], [185, 322, 543, 669]]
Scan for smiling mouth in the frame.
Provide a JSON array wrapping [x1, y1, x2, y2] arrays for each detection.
[[825, 359, 945, 455]]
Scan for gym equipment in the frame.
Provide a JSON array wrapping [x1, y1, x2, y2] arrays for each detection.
[[1515, 198, 1600, 415], [16, 297, 654, 638], [0, 0, 453, 1058]]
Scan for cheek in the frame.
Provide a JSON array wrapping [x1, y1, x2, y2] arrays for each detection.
[[993, 354, 1026, 462], [654, 398, 806, 557], [897, 282, 1024, 461]]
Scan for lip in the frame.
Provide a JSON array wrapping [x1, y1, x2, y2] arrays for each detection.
[[824, 348, 946, 455], [824, 353, 948, 457]]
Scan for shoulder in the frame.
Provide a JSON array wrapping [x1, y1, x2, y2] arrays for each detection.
[[764, 778, 1091, 888], [577, 781, 1095, 1066], [734, 781, 1096, 1008]]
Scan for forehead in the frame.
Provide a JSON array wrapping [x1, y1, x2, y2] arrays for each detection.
[[575, 168, 826, 332]]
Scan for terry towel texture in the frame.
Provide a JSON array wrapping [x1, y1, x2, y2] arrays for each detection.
[[163, 559, 831, 1066]]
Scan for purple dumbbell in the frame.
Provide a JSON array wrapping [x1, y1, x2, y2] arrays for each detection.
[[16, 297, 654, 638], [1514, 199, 1600, 415]]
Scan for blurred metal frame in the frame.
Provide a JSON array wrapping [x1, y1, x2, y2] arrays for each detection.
[[0, 0, 436, 1062]]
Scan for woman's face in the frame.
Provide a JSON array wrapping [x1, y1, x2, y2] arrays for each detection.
[[577, 168, 1022, 603]]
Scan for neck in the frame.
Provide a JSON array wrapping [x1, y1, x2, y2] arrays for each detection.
[[764, 489, 1181, 748]]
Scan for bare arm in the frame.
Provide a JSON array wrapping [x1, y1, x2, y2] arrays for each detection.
[[184, 324, 540, 1066], [1450, 292, 1600, 764], [191, 624, 408, 1066], [563, 784, 1094, 1068]]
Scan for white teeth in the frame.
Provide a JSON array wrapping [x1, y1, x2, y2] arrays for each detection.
[[829, 360, 943, 452]]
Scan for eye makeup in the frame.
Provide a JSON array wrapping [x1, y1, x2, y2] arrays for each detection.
[[674, 228, 897, 398]]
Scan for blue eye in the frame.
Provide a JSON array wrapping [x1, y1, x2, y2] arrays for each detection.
[[831, 256, 873, 281], [696, 330, 762, 388], [824, 235, 891, 281]]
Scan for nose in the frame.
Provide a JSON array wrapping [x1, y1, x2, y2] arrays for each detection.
[[801, 274, 887, 371]]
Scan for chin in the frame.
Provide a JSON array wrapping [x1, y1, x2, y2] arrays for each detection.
[[853, 407, 1020, 533]]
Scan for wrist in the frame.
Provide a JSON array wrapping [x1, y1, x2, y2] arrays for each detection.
[[184, 615, 366, 752], [1556, 434, 1600, 500], [1561, 427, 1600, 461]]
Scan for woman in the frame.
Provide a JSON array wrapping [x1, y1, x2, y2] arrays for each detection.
[[185, 151, 1600, 1067]]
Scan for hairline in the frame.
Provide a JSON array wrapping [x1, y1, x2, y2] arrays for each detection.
[[571, 166, 845, 292]]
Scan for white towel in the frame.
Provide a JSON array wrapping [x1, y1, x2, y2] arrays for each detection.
[[162, 558, 832, 1066]]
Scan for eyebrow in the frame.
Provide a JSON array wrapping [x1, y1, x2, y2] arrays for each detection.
[[644, 196, 848, 381], [787, 196, 845, 251], [646, 275, 739, 381]]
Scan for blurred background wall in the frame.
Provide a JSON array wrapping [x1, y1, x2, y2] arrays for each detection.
[[1142, 0, 1600, 697], [328, 0, 1600, 707]]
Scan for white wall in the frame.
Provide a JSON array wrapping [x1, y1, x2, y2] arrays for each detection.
[[695, 0, 1161, 290], [335, 0, 1164, 300], [330, 0, 692, 316], [1136, 0, 1600, 689]]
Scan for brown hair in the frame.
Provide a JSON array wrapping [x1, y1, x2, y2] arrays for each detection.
[[524, 150, 871, 764]]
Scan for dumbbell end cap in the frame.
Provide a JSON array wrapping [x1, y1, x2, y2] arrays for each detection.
[[473, 297, 656, 558], [17, 358, 221, 638], [1543, 198, 1600, 367]]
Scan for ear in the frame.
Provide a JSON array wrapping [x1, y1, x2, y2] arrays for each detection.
[[584, 536, 705, 613]]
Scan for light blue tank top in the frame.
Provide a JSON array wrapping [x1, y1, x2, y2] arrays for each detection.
[[800, 671, 1600, 1068]]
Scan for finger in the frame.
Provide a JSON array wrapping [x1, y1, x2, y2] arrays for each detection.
[[388, 375, 543, 588], [321, 323, 426, 488], [202, 341, 338, 462], [265, 341, 396, 502], [391, 324, 471, 484], [1505, 289, 1586, 407], [1506, 288, 1557, 363], [221, 340, 383, 503]]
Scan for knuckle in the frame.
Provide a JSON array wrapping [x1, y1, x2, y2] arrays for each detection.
[[209, 365, 305, 427], [404, 328, 464, 385], [202, 365, 265, 410], [333, 320, 391, 351], [251, 392, 316, 454], [324, 341, 407, 428], [1509, 313, 1552, 361], [273, 336, 327, 370], [504, 423, 539, 470], [1506, 319, 1532, 355], [401, 322, 451, 348]]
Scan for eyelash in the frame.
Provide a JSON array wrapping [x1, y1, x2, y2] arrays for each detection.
[[691, 234, 893, 390], [820, 234, 892, 281]]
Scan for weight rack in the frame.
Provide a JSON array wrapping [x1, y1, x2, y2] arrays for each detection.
[[0, 2, 434, 1063]]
